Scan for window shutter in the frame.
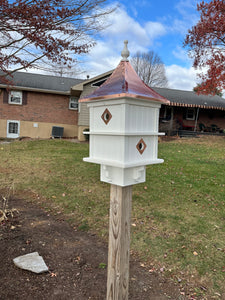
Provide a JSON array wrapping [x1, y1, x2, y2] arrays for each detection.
[[3, 89, 8, 104], [22, 91, 27, 105]]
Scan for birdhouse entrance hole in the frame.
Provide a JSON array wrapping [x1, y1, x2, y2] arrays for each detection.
[[136, 138, 147, 155], [101, 108, 112, 125]]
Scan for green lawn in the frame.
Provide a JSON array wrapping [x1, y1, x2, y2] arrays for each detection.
[[0, 136, 224, 299]]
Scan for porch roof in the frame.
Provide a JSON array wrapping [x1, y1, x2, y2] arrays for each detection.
[[153, 87, 225, 111]]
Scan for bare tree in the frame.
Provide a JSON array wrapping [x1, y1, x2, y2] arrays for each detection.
[[0, 0, 115, 83], [131, 51, 168, 87]]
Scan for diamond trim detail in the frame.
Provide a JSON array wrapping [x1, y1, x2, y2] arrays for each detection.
[[101, 108, 112, 125], [136, 138, 147, 155]]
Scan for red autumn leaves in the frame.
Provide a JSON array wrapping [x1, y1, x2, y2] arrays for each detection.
[[184, 0, 225, 95]]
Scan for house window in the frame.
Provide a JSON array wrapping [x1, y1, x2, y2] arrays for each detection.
[[8, 122, 18, 133], [186, 108, 195, 120], [8, 90, 22, 105], [69, 97, 78, 110], [7, 120, 20, 138]]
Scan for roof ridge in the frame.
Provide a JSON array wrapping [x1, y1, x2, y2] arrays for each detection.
[[0, 70, 84, 81]]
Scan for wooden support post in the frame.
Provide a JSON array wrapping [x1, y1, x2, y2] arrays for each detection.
[[107, 184, 132, 300], [169, 107, 174, 136]]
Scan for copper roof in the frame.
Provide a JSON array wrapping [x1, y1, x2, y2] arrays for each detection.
[[79, 60, 169, 104]]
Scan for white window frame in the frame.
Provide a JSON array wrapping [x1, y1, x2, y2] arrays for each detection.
[[7, 120, 20, 138], [186, 108, 196, 120], [8, 90, 23, 105], [69, 97, 79, 110]]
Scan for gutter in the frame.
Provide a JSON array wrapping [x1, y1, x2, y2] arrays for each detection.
[[0, 84, 71, 95]]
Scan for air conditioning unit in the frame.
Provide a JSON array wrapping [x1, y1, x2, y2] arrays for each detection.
[[51, 126, 64, 138]]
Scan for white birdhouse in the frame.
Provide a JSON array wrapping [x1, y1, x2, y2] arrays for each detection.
[[80, 41, 169, 186]]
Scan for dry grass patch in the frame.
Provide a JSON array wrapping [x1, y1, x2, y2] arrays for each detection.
[[0, 137, 224, 299]]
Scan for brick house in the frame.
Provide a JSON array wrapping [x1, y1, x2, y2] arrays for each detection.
[[1, 70, 225, 140], [154, 87, 225, 135], [73, 71, 225, 139], [0, 72, 84, 139]]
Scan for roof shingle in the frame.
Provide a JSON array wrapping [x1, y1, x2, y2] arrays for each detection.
[[0, 71, 84, 93], [153, 87, 225, 110]]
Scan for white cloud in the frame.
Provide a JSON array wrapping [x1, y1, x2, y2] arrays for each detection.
[[165, 64, 199, 91], [82, 6, 167, 77], [175, 0, 198, 17], [145, 21, 167, 41], [81, 4, 200, 92], [101, 7, 149, 44], [156, 0, 199, 38], [170, 0, 200, 35], [172, 46, 191, 63]]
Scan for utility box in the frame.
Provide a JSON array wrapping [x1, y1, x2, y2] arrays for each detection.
[[51, 126, 64, 138], [80, 40, 169, 186]]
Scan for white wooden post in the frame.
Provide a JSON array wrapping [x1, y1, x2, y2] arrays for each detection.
[[107, 185, 132, 300]]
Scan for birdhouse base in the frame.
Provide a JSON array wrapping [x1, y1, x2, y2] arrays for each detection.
[[100, 165, 146, 187]]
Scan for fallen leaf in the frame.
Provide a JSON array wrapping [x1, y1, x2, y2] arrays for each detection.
[[75, 256, 81, 263], [193, 251, 198, 256], [149, 268, 155, 273]]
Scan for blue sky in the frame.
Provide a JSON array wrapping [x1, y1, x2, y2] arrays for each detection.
[[82, 0, 203, 91]]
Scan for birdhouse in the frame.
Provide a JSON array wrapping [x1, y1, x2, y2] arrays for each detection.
[[80, 41, 169, 186]]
